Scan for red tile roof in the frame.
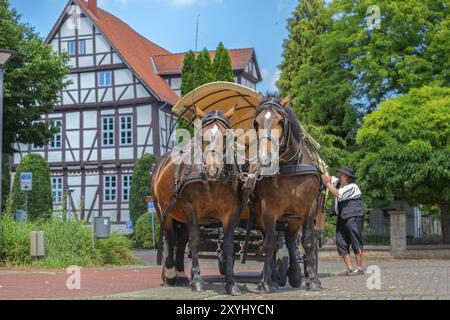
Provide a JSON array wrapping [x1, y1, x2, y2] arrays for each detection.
[[153, 48, 256, 76], [76, 0, 179, 104]]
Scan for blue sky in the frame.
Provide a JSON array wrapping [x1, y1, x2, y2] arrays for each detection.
[[9, 0, 298, 93]]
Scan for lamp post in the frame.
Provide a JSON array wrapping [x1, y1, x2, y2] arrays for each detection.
[[0, 49, 18, 219]]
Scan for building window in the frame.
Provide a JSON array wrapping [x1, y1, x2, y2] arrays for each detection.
[[98, 71, 112, 87], [68, 41, 76, 56], [102, 117, 114, 146], [51, 177, 63, 204], [78, 40, 86, 55], [49, 120, 62, 149], [122, 174, 132, 202], [104, 175, 117, 202], [120, 116, 132, 145]]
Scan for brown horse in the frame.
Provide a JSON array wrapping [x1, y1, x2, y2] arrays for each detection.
[[152, 107, 243, 296], [252, 96, 323, 293]]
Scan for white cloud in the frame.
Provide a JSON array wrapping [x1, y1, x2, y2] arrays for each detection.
[[269, 69, 281, 92]]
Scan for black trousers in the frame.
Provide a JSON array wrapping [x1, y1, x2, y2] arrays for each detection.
[[336, 215, 364, 257]]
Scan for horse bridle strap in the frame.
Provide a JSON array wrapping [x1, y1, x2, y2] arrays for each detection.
[[253, 101, 290, 151]]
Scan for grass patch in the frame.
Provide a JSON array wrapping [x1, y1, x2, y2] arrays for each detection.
[[0, 214, 141, 268]]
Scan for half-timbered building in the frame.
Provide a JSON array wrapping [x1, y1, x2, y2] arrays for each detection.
[[10, 0, 262, 231]]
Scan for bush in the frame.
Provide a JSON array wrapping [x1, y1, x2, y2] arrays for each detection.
[[0, 214, 140, 268], [130, 154, 157, 224], [96, 234, 139, 266], [11, 154, 52, 220], [133, 212, 160, 249]]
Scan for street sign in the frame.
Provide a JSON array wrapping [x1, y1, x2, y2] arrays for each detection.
[[148, 201, 155, 210], [126, 220, 133, 231], [20, 172, 32, 191]]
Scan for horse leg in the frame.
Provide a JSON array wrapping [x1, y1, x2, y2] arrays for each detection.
[[188, 215, 204, 292], [259, 215, 278, 293], [302, 215, 322, 291], [164, 218, 177, 286], [222, 211, 241, 296], [285, 225, 302, 288], [175, 222, 190, 287]]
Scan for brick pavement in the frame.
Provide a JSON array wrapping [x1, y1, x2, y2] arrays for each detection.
[[0, 250, 449, 300]]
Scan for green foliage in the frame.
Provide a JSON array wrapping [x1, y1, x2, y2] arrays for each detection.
[[129, 154, 158, 224], [1, 154, 10, 212], [180, 50, 196, 96], [330, 0, 450, 112], [132, 212, 160, 249], [355, 86, 450, 209], [278, 0, 358, 145], [0, 0, 69, 154], [96, 234, 139, 266], [0, 214, 139, 268], [212, 42, 235, 82], [194, 49, 214, 88], [11, 154, 52, 220]]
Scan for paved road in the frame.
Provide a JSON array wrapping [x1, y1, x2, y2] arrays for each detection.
[[0, 250, 449, 300]]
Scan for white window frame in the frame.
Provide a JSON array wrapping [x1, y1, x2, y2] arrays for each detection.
[[49, 120, 62, 149], [51, 177, 63, 204], [68, 41, 76, 56], [78, 40, 86, 55], [104, 175, 117, 202], [122, 174, 132, 202], [120, 115, 132, 145], [98, 71, 112, 87], [102, 117, 115, 146]]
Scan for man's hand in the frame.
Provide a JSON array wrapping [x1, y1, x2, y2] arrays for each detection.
[[322, 175, 332, 185]]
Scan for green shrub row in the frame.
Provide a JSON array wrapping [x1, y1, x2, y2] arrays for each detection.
[[0, 214, 140, 268], [132, 212, 160, 249]]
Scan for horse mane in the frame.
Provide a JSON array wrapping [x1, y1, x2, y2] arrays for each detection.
[[260, 95, 303, 141]]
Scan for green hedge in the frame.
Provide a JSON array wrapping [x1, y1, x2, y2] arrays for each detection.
[[0, 214, 140, 268], [12, 154, 52, 220], [129, 154, 157, 224], [133, 212, 160, 249]]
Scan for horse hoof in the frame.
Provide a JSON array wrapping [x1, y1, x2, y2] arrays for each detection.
[[226, 284, 241, 296], [258, 282, 278, 294], [166, 277, 177, 287], [176, 277, 190, 287], [288, 269, 302, 289], [305, 281, 322, 291], [191, 281, 204, 292]]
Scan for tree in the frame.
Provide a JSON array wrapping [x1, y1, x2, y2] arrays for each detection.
[[193, 48, 214, 88], [355, 86, 450, 243], [129, 154, 158, 224], [11, 154, 52, 220], [0, 0, 69, 154], [277, 0, 358, 145], [330, 0, 450, 112], [180, 50, 196, 96], [212, 42, 234, 82]]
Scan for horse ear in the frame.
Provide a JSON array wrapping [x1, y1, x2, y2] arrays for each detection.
[[281, 95, 291, 108], [194, 105, 206, 119], [224, 104, 237, 119]]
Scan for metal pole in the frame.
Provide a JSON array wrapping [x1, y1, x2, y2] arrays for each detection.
[[25, 191, 27, 213], [151, 210, 156, 249]]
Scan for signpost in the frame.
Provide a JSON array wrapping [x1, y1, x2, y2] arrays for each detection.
[[146, 196, 156, 249], [20, 172, 32, 215]]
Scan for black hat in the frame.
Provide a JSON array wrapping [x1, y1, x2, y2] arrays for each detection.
[[338, 167, 356, 179]]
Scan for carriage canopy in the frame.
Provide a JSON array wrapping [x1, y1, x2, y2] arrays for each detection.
[[172, 81, 262, 132]]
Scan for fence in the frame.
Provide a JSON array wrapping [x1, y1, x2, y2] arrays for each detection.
[[365, 213, 442, 246]]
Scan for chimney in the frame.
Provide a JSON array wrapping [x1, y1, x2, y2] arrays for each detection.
[[88, 0, 97, 15]]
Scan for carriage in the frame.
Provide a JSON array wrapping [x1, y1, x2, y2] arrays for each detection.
[[165, 82, 329, 283]]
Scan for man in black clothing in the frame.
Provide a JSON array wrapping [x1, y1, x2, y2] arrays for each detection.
[[322, 168, 365, 276]]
